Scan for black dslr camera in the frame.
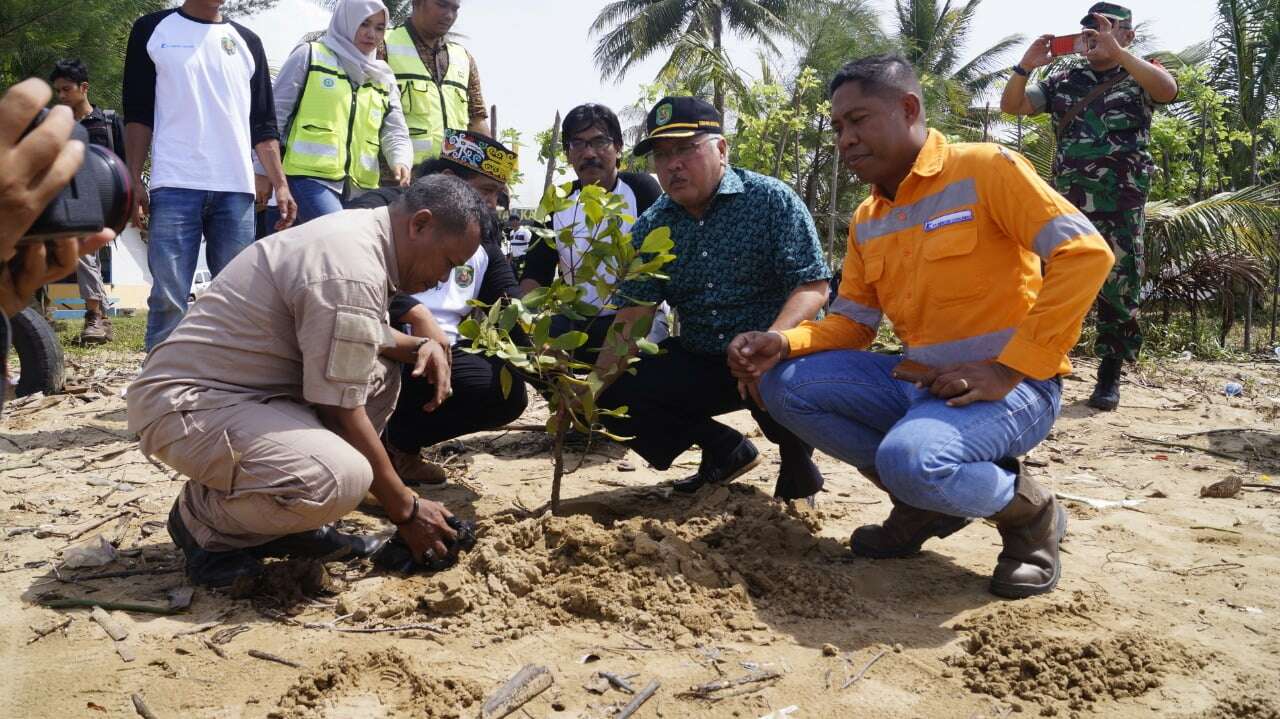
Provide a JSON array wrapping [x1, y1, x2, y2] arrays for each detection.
[[18, 109, 132, 243]]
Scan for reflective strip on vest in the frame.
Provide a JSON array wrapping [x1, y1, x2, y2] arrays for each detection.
[[385, 26, 470, 164], [282, 41, 390, 190]]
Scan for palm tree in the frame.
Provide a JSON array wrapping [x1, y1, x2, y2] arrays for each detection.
[[1213, 0, 1280, 186], [590, 0, 807, 113], [891, 0, 1022, 125]]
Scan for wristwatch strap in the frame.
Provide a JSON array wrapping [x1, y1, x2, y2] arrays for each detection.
[[1012, 64, 1030, 77]]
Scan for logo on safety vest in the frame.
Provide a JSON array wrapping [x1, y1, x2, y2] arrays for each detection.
[[221, 36, 237, 56], [454, 265, 475, 289], [323, 77, 337, 89]]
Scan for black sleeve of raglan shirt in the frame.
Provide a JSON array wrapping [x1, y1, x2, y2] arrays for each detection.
[[231, 21, 279, 145], [122, 10, 170, 128], [388, 294, 420, 327], [478, 238, 519, 304], [620, 171, 662, 215]]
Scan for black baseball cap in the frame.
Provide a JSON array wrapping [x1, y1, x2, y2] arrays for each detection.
[[633, 96, 724, 157]]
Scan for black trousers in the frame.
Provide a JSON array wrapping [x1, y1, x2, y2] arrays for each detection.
[[386, 345, 528, 452], [550, 314, 614, 365], [599, 339, 822, 498]]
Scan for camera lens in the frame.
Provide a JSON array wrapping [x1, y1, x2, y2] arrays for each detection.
[[19, 111, 133, 242], [83, 144, 133, 235]]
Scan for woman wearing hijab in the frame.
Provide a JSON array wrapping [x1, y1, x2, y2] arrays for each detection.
[[258, 0, 412, 224]]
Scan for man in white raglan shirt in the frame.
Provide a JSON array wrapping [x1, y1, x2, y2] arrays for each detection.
[[519, 103, 668, 360], [123, 0, 298, 351]]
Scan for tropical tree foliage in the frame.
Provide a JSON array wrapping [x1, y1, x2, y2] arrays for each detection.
[[590, 0, 805, 113], [0, 0, 168, 110]]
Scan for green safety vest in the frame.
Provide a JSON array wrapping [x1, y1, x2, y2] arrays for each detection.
[[384, 26, 469, 164], [282, 41, 390, 190]]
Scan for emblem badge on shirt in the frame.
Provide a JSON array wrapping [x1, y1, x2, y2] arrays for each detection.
[[453, 265, 475, 289], [221, 36, 237, 56], [924, 209, 975, 232]]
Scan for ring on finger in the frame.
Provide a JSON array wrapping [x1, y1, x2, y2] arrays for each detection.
[[958, 378, 969, 391], [422, 548, 435, 563]]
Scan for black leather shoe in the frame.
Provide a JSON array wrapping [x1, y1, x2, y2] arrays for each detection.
[[774, 454, 825, 500], [167, 501, 263, 588], [249, 526, 387, 560], [673, 439, 762, 494]]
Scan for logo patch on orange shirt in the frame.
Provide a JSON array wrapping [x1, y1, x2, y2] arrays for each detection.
[[924, 209, 974, 232]]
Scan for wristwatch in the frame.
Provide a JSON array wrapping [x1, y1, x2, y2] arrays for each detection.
[[1012, 64, 1030, 77]]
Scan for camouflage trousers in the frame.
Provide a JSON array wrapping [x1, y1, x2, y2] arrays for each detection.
[[1089, 209, 1145, 362]]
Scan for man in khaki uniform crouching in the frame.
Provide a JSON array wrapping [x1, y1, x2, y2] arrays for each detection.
[[127, 174, 485, 587]]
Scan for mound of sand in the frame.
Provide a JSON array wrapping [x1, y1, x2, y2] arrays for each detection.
[[948, 594, 1202, 716], [270, 648, 483, 719], [349, 485, 864, 643]]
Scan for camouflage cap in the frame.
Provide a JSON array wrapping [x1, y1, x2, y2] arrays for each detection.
[[1081, 2, 1132, 27]]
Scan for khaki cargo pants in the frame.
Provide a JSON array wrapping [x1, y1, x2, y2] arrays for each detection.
[[139, 359, 400, 551]]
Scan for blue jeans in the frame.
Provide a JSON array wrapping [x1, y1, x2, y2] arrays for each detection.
[[264, 177, 343, 232], [144, 188, 254, 350], [759, 351, 1061, 518]]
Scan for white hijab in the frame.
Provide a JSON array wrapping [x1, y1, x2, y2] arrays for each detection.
[[320, 0, 394, 87]]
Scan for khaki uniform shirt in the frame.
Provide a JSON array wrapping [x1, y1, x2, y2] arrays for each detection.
[[127, 208, 401, 436]]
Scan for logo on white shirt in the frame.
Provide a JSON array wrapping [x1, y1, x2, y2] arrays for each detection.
[[221, 36, 237, 56]]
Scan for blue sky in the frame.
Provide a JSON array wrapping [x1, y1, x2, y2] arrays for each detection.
[[241, 0, 1217, 208]]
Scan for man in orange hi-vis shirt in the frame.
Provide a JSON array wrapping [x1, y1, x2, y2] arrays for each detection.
[[728, 55, 1114, 599]]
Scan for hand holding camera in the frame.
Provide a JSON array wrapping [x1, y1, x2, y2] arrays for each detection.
[[0, 78, 132, 317], [0, 80, 87, 262]]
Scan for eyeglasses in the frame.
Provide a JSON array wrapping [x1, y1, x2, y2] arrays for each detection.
[[650, 137, 716, 165], [565, 136, 616, 154]]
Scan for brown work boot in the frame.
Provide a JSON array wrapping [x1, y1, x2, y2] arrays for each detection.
[[988, 474, 1067, 599], [849, 470, 971, 558], [80, 309, 113, 345], [387, 444, 447, 486]]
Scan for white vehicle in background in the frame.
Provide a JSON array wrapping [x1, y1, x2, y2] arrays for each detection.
[[188, 269, 212, 302]]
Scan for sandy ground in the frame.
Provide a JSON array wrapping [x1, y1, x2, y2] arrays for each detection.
[[1, 353, 1278, 719]]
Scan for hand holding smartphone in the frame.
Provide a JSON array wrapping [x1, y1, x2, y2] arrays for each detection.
[[1051, 33, 1089, 56]]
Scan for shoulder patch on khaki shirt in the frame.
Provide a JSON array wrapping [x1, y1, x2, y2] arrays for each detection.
[[327, 306, 383, 384]]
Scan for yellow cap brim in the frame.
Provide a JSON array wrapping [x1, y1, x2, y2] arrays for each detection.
[[634, 129, 701, 157]]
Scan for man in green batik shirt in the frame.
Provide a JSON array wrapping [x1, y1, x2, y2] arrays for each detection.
[[1001, 2, 1177, 411]]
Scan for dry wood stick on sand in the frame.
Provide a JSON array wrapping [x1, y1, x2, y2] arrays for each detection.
[[681, 669, 782, 699], [72, 566, 182, 581], [615, 680, 659, 719], [841, 649, 888, 690], [91, 606, 129, 641], [201, 637, 228, 659], [27, 616, 72, 644], [131, 693, 158, 719], [51, 510, 132, 541], [302, 620, 446, 635], [41, 597, 180, 615], [481, 665, 554, 719], [248, 649, 303, 668]]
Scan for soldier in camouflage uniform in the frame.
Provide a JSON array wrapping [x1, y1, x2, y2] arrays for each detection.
[[1001, 2, 1178, 410]]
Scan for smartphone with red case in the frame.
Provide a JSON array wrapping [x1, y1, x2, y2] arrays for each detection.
[[1051, 33, 1084, 56]]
